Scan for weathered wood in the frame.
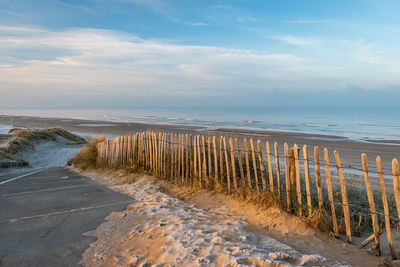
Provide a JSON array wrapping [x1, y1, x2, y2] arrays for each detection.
[[244, 139, 252, 190], [180, 134, 184, 181], [202, 135, 207, 181], [362, 153, 380, 253], [314, 147, 323, 210], [193, 135, 197, 176], [185, 134, 189, 183], [274, 142, 281, 200], [257, 140, 267, 193], [266, 141, 274, 193], [219, 136, 224, 183], [212, 136, 218, 183], [250, 139, 260, 193], [236, 138, 245, 188], [393, 159, 400, 223], [223, 137, 231, 194], [334, 150, 352, 244], [164, 133, 167, 177], [228, 138, 237, 191], [293, 144, 302, 214], [377, 156, 395, 258], [178, 134, 182, 179], [170, 133, 174, 179], [289, 149, 296, 207], [303, 145, 312, 215], [208, 136, 212, 179], [359, 230, 383, 249], [284, 143, 291, 207], [197, 135, 202, 178], [324, 148, 339, 238]]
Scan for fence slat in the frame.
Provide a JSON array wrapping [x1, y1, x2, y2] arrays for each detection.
[[293, 144, 302, 215], [362, 153, 380, 254], [208, 136, 212, 179], [334, 150, 352, 244], [197, 135, 202, 179], [236, 139, 245, 188], [392, 159, 400, 223], [284, 143, 291, 208], [213, 136, 218, 184], [193, 135, 197, 177], [223, 137, 231, 194], [229, 138, 237, 191], [376, 156, 395, 258], [314, 147, 323, 210], [244, 139, 252, 190], [257, 140, 267, 193], [250, 139, 259, 193], [274, 142, 281, 200], [324, 148, 339, 238], [202, 135, 207, 182], [219, 136, 224, 184], [303, 145, 312, 215], [266, 141, 274, 193]]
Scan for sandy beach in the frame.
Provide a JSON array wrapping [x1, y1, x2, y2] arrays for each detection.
[[0, 114, 398, 178]]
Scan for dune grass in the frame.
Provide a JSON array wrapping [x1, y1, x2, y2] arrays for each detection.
[[69, 136, 105, 170], [7, 127, 86, 154]]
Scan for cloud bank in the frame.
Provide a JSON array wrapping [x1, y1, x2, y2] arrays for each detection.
[[0, 26, 399, 107]]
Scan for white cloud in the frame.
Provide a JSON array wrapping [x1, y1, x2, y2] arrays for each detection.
[[0, 26, 400, 106], [270, 35, 319, 46]]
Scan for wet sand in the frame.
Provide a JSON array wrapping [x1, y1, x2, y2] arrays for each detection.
[[0, 115, 398, 177]]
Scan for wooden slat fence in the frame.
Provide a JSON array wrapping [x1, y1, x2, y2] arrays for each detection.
[[96, 131, 400, 258]]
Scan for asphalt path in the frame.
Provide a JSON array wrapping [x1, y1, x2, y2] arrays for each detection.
[[0, 167, 132, 266]]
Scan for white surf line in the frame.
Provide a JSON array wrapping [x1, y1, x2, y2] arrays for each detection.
[[0, 200, 133, 224], [0, 169, 45, 185], [0, 184, 89, 197]]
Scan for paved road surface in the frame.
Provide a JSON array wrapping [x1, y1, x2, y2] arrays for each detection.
[[0, 167, 132, 266]]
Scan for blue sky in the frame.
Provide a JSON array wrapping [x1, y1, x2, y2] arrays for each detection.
[[1, 0, 400, 107]]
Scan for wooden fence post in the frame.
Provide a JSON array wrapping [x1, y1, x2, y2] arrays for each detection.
[[219, 136, 224, 184], [392, 159, 400, 224], [229, 138, 237, 191], [289, 149, 296, 208], [314, 147, 323, 210], [185, 134, 189, 183], [193, 135, 197, 177], [266, 141, 274, 193], [376, 156, 395, 258], [223, 137, 231, 194], [197, 135, 202, 179], [244, 139, 252, 190], [324, 148, 339, 238], [303, 145, 312, 216], [236, 139, 245, 189], [250, 139, 260, 193], [208, 136, 212, 179], [362, 153, 380, 254], [293, 144, 302, 215], [202, 135, 207, 182], [274, 142, 281, 200], [284, 143, 291, 208], [213, 136, 218, 184], [257, 140, 267, 193], [334, 150, 352, 244]]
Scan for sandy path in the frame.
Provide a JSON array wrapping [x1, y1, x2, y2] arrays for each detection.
[[77, 170, 370, 266]]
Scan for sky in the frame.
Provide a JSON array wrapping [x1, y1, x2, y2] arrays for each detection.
[[1, 0, 400, 108]]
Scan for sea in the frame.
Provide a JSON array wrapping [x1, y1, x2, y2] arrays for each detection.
[[0, 106, 400, 143]]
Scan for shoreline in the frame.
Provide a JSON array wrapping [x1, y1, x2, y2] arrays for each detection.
[[0, 114, 398, 177]]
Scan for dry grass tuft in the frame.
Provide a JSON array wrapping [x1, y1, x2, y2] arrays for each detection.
[[7, 127, 86, 154], [69, 136, 105, 170], [301, 209, 331, 232]]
